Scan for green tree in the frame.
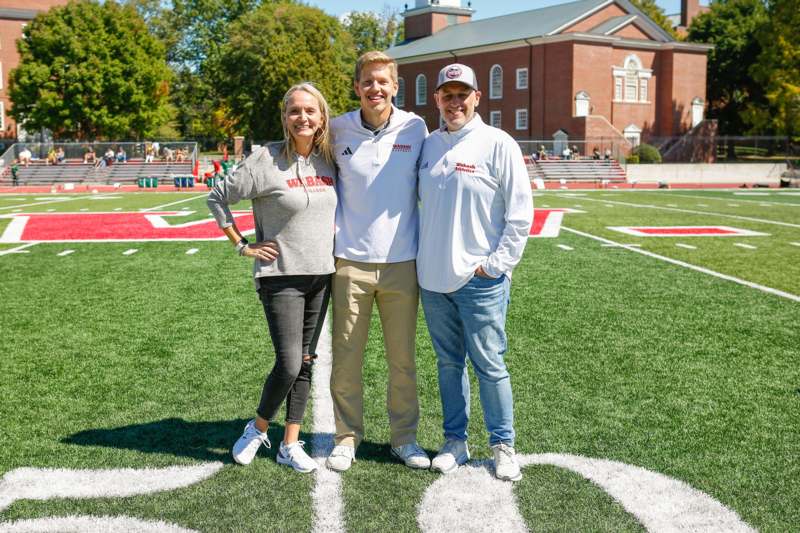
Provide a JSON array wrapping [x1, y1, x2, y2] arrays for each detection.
[[214, 2, 356, 141], [630, 0, 678, 38], [745, 0, 800, 140], [688, 0, 768, 135], [9, 0, 172, 140], [343, 8, 403, 57]]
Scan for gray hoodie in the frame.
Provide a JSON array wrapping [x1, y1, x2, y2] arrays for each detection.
[[207, 142, 337, 285]]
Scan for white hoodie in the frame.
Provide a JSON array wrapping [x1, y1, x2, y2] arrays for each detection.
[[417, 114, 533, 293], [331, 106, 427, 263]]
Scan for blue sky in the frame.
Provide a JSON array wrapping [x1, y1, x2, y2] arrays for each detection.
[[307, 0, 687, 21]]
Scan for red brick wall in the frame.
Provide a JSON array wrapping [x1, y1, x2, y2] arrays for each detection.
[[656, 50, 675, 136], [572, 42, 614, 120], [564, 4, 629, 33], [404, 13, 433, 40], [542, 42, 574, 139], [667, 50, 707, 134], [609, 48, 657, 135], [612, 23, 651, 40]]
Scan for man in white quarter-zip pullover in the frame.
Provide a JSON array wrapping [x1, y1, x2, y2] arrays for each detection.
[[417, 63, 533, 482], [325, 51, 430, 473]]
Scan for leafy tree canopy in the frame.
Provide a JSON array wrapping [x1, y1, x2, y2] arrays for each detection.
[[688, 0, 768, 135], [630, 0, 679, 38], [343, 8, 403, 57], [214, 2, 356, 141], [9, 0, 172, 141]]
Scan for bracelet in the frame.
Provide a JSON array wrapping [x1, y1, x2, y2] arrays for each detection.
[[235, 237, 249, 256]]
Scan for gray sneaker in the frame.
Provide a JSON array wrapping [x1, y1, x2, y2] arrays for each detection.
[[492, 443, 522, 481], [431, 439, 469, 474], [326, 444, 355, 472], [391, 442, 431, 469]]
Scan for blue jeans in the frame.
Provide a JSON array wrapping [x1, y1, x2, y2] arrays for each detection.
[[421, 275, 515, 447]]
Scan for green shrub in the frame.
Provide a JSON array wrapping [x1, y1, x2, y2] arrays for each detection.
[[627, 154, 640, 164], [633, 143, 662, 164]]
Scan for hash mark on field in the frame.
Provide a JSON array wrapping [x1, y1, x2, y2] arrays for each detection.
[[541, 204, 550, 208], [123, 249, 139, 256], [47, 209, 55, 212], [675, 243, 697, 250], [667, 204, 678, 207], [605, 204, 614, 208], [57, 250, 75, 257], [791, 242, 800, 247], [114, 207, 122, 211], [728, 204, 740, 207], [12, 209, 21, 212], [557, 244, 574, 251], [80, 208, 88, 212], [697, 203, 709, 207], [601, 243, 641, 247], [0, 243, 37, 256], [186, 248, 199, 255], [734, 243, 757, 250]]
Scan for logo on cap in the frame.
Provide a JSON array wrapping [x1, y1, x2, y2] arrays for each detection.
[[445, 66, 462, 79]]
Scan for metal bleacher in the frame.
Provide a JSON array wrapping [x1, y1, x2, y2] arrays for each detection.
[[2, 159, 193, 186], [527, 158, 627, 186]]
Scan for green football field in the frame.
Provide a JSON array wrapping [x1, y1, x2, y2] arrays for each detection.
[[1, 188, 798, 532]]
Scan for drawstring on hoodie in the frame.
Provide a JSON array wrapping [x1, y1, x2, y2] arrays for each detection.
[[295, 153, 313, 209]]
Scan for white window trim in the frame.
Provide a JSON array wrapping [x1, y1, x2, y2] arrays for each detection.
[[515, 109, 528, 130], [490, 110, 502, 128], [575, 91, 590, 117], [396, 77, 405, 108], [612, 53, 653, 104], [515, 68, 528, 90], [0, 62, 3, 90], [415, 74, 427, 106], [624, 124, 642, 147], [489, 64, 503, 100], [0, 101, 5, 132]]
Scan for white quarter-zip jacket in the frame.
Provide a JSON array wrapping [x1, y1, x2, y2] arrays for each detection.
[[332, 106, 427, 263], [417, 114, 534, 293]]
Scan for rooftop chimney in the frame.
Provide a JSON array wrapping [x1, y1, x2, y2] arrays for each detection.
[[403, 0, 474, 41]]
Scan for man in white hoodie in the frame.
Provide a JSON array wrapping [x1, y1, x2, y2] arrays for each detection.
[[417, 64, 533, 482], [326, 51, 430, 472]]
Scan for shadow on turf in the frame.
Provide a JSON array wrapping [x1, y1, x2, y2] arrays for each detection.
[[62, 417, 300, 464]]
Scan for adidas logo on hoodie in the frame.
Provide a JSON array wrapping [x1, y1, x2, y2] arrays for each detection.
[[341, 147, 353, 156]]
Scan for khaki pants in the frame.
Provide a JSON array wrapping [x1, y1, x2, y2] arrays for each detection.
[[331, 258, 420, 449]]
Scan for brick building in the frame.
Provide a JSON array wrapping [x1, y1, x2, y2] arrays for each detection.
[[387, 0, 712, 149], [0, 0, 68, 140]]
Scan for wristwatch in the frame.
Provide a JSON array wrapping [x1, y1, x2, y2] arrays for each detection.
[[235, 237, 249, 256]]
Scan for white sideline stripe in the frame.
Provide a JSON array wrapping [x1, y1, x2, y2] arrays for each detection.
[[0, 516, 197, 533], [734, 192, 770, 196], [122, 249, 138, 256], [0, 242, 37, 256], [57, 250, 75, 257], [734, 243, 757, 250], [186, 248, 199, 255], [311, 314, 344, 533], [563, 227, 800, 303], [675, 243, 697, 250], [141, 193, 207, 212], [0, 463, 223, 513], [662, 192, 800, 207], [557, 244, 573, 251], [577, 197, 800, 229]]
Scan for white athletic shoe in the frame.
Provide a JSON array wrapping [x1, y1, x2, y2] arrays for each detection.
[[326, 444, 355, 472], [277, 440, 318, 473], [431, 439, 469, 474], [492, 443, 522, 482], [231, 419, 271, 466], [391, 442, 431, 469]]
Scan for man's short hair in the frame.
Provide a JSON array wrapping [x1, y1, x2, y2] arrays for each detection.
[[354, 51, 398, 83]]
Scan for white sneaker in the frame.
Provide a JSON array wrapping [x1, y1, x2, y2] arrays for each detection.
[[431, 439, 469, 474], [277, 441, 318, 473], [326, 444, 355, 472], [492, 443, 522, 481], [231, 419, 270, 466], [391, 442, 431, 469]]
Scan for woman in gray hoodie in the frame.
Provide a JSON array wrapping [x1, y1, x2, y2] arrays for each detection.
[[208, 82, 337, 473]]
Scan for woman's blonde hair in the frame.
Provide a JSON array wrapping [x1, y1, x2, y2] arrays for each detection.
[[280, 82, 333, 164]]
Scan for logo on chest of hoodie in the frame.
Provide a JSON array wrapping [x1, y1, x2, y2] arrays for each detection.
[[341, 146, 353, 156], [392, 143, 412, 153]]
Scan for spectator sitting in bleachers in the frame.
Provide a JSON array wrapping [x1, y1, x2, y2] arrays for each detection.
[[561, 146, 572, 160], [604, 148, 612, 160], [592, 147, 601, 160], [19, 147, 32, 167], [163, 146, 175, 162], [46, 148, 57, 165], [116, 146, 127, 163], [176, 147, 187, 162], [571, 145, 580, 159], [11, 159, 19, 185], [538, 145, 547, 161], [145, 145, 154, 163], [56, 147, 65, 164], [83, 148, 96, 164]]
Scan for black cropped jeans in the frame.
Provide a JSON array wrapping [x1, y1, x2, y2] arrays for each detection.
[[255, 274, 331, 424]]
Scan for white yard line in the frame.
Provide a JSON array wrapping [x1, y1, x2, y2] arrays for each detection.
[[311, 314, 344, 533], [557, 244, 574, 251], [675, 243, 697, 250], [734, 243, 757, 250], [57, 250, 75, 257], [563, 227, 800, 303], [122, 249, 139, 256], [0, 196, 91, 211], [186, 248, 199, 255], [141, 193, 208, 212], [574, 197, 800, 229], [0, 243, 38, 256], [649, 192, 800, 208]]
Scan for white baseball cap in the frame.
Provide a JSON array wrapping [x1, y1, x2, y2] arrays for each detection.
[[436, 63, 478, 91]]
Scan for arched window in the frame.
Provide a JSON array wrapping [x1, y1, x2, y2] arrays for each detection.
[[624, 124, 641, 148], [415, 74, 427, 106], [575, 91, 590, 117], [489, 64, 503, 99], [691, 97, 704, 127], [396, 78, 406, 108]]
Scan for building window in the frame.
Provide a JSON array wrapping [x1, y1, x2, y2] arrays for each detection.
[[490, 111, 501, 128], [575, 91, 590, 117], [0, 102, 5, 132], [516, 68, 528, 90], [614, 77, 623, 101], [515, 109, 528, 130], [639, 78, 648, 102], [396, 77, 405, 108], [624, 124, 641, 148], [489, 64, 503, 99], [415, 74, 427, 106], [624, 69, 637, 102], [0, 62, 3, 90], [691, 97, 704, 127]]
